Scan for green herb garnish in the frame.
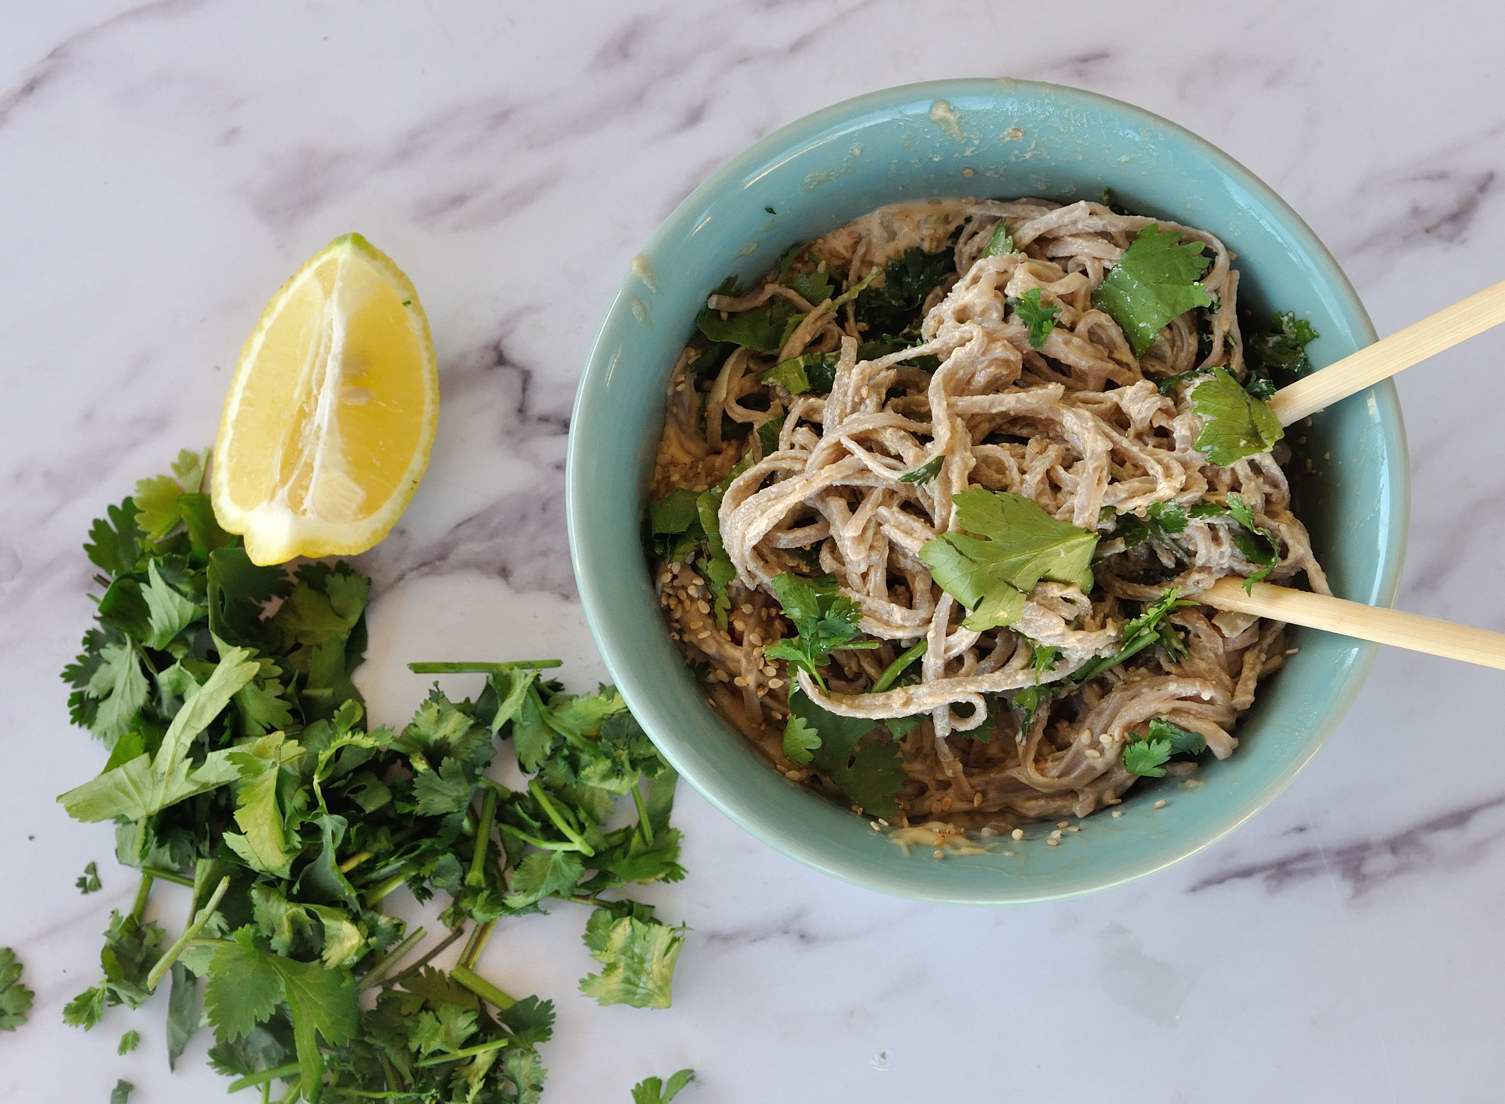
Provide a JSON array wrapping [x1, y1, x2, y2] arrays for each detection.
[[898, 456, 943, 484], [919, 490, 1098, 632], [1190, 366, 1284, 465], [0, 948, 32, 1031], [1093, 225, 1213, 356], [1015, 288, 1059, 349], [763, 574, 879, 690], [632, 1067, 697, 1104]]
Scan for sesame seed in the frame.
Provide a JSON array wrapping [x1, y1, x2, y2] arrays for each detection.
[[1056, 820, 1070, 829], [1049, 829, 1062, 841], [1046, 837, 1059, 847], [733, 676, 747, 687], [1152, 799, 1168, 810], [978, 826, 997, 838], [769, 678, 785, 689], [932, 849, 945, 860], [696, 600, 710, 614], [1010, 828, 1024, 841], [1110, 809, 1123, 818]]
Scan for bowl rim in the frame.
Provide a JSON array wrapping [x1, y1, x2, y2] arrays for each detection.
[[566, 77, 1411, 904]]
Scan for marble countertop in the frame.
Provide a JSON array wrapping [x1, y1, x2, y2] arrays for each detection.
[[4, 2, 1505, 1100]]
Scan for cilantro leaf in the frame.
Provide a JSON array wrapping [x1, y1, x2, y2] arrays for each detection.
[[1124, 717, 1206, 777], [1113, 500, 1188, 549], [898, 455, 943, 484], [1124, 737, 1172, 777], [788, 690, 903, 817], [579, 907, 686, 1009], [1015, 288, 1059, 349], [503, 851, 586, 910], [111, 1080, 134, 1104], [763, 574, 878, 690], [695, 300, 797, 354], [206, 929, 358, 1103], [222, 732, 303, 877], [134, 448, 208, 540], [85, 498, 142, 579], [143, 560, 202, 649], [790, 268, 833, 304], [649, 490, 699, 536], [981, 222, 1013, 257], [1225, 493, 1281, 590], [166, 963, 203, 1069], [633, 1068, 697, 1104], [0, 948, 33, 1031], [85, 641, 150, 746], [782, 714, 821, 765], [1247, 311, 1319, 378], [77, 860, 103, 894], [761, 351, 838, 395], [1147, 716, 1206, 756], [856, 245, 955, 336], [1071, 588, 1197, 684], [919, 490, 1097, 632], [59, 646, 259, 822], [1191, 367, 1284, 465], [118, 1028, 141, 1054], [1093, 224, 1213, 356]]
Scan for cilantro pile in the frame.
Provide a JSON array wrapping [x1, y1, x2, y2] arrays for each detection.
[[50, 451, 694, 1102]]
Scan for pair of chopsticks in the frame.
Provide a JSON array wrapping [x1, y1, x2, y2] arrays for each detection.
[[1198, 280, 1505, 670]]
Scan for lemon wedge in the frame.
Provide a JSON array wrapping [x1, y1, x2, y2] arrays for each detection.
[[211, 233, 438, 565]]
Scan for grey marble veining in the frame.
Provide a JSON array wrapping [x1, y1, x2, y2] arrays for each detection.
[[4, 1, 1505, 1100]]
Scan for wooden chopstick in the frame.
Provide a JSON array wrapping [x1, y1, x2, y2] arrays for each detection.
[[1201, 578, 1505, 671], [1269, 279, 1505, 426]]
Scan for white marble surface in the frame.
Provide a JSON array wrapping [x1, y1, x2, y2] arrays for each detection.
[[4, 2, 1505, 1100]]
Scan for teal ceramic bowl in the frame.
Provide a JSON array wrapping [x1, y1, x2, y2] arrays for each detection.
[[566, 79, 1408, 903]]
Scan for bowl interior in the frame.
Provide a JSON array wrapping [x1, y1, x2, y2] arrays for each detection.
[[567, 79, 1407, 903]]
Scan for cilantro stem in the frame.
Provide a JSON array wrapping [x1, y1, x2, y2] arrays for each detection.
[[338, 851, 373, 874], [383, 927, 464, 986], [146, 875, 229, 992], [358, 924, 426, 989], [458, 920, 495, 971], [450, 963, 517, 1010], [527, 781, 595, 856], [139, 865, 194, 887], [407, 660, 563, 673], [872, 639, 928, 692], [414, 1037, 512, 1068], [466, 788, 498, 889], [630, 784, 654, 846], [362, 873, 409, 907], [227, 1063, 301, 1092], [130, 873, 154, 923]]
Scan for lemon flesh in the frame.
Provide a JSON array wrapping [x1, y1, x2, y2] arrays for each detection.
[[211, 234, 438, 565]]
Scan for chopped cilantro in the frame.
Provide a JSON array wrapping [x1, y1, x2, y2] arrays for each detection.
[[632, 1068, 697, 1104], [855, 245, 955, 336]]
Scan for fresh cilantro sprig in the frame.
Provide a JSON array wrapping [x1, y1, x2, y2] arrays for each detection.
[[919, 490, 1098, 632], [1112, 500, 1188, 549], [1093, 224, 1213, 356], [763, 574, 879, 690], [1015, 288, 1059, 349], [1123, 717, 1207, 777], [981, 222, 1013, 257]]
